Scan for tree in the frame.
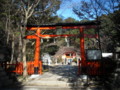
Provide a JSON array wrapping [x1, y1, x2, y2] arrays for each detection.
[[72, 0, 120, 52], [0, 0, 66, 78], [14, 0, 61, 77], [73, 0, 120, 20], [28, 0, 61, 24], [13, 0, 41, 77], [0, 0, 20, 63]]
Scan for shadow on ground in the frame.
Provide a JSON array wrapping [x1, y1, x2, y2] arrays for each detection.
[[0, 67, 24, 90], [48, 60, 120, 90]]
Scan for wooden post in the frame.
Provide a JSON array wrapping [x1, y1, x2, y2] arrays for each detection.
[[78, 27, 86, 75], [34, 29, 41, 74]]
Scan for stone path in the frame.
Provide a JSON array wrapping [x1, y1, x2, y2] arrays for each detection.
[[23, 65, 104, 90], [0, 64, 106, 90], [24, 65, 79, 87]]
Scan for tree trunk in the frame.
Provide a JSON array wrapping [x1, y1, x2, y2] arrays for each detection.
[[5, 18, 9, 45], [10, 34, 15, 63], [6, 14, 11, 44], [6, 21, 10, 45], [22, 19, 28, 77], [22, 39, 27, 77], [17, 34, 23, 62]]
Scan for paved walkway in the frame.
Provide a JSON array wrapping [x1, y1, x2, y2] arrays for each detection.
[[25, 65, 79, 87], [22, 65, 103, 90], [1, 64, 105, 90]]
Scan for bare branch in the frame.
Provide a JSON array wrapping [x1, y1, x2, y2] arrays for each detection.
[[21, 1, 27, 15], [27, 0, 41, 19]]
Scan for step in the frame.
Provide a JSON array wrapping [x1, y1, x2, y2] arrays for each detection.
[[38, 77, 67, 81], [25, 80, 82, 87], [26, 81, 69, 86], [2, 85, 85, 90]]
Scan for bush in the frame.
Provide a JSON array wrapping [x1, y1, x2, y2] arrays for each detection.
[[73, 58, 77, 63]]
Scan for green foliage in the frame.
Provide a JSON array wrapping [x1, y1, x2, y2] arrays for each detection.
[[57, 57, 62, 63], [64, 17, 79, 23], [110, 10, 120, 45], [99, 12, 120, 52], [42, 45, 59, 55]]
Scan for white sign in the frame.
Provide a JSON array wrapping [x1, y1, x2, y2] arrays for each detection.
[[102, 53, 113, 57]]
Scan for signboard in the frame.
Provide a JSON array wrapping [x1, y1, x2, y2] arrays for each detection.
[[86, 49, 102, 60]]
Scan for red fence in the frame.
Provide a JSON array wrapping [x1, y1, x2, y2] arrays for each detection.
[[85, 61, 101, 75], [1, 61, 42, 75], [79, 60, 116, 76], [1, 59, 115, 76]]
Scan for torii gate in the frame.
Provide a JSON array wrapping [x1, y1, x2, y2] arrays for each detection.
[[25, 21, 99, 74]]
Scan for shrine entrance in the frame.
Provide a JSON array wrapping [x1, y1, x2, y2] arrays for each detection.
[[1, 21, 100, 75], [24, 21, 99, 75]]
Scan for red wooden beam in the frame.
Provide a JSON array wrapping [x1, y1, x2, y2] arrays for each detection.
[[35, 34, 98, 38], [25, 35, 38, 39], [40, 34, 76, 38], [26, 27, 56, 30], [25, 34, 98, 39]]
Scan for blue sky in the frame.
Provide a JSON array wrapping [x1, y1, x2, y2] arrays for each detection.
[[57, 0, 81, 20], [57, 0, 119, 20]]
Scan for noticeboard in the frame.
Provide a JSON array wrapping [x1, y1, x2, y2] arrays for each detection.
[[86, 49, 102, 60]]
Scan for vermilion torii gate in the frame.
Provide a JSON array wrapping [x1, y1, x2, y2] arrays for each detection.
[[25, 21, 99, 74]]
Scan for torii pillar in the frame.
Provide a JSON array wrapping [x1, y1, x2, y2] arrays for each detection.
[[78, 27, 86, 75], [25, 28, 42, 74], [34, 29, 41, 74]]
